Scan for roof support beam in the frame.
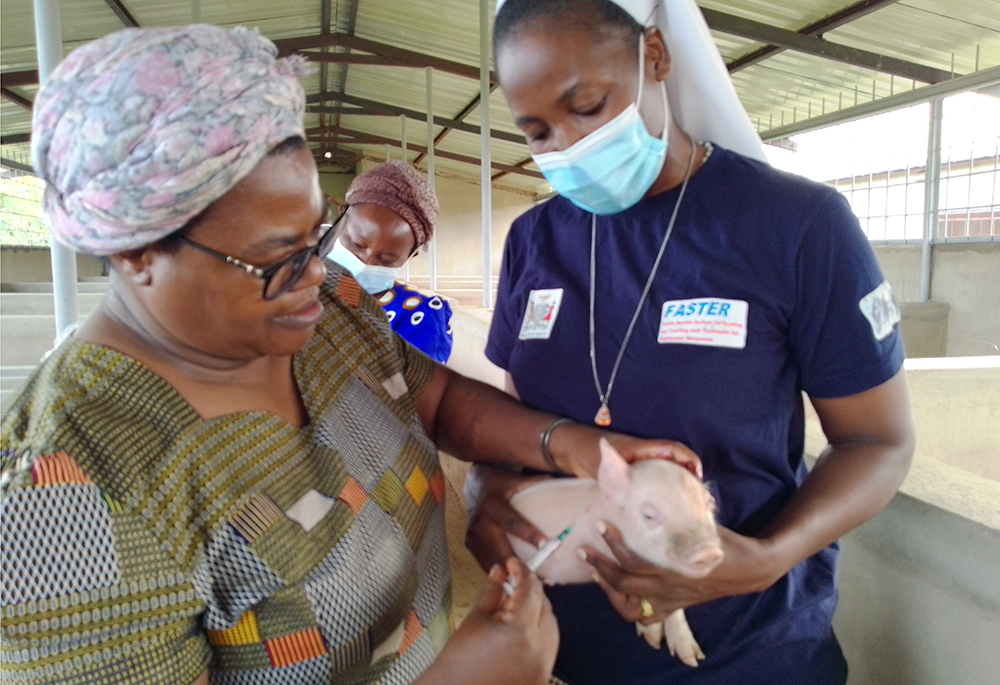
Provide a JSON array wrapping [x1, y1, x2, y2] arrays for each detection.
[[308, 126, 543, 179], [307, 91, 526, 145], [0, 71, 40, 88], [1, 87, 32, 110], [103, 0, 139, 28], [0, 132, 31, 146], [761, 64, 1000, 140], [490, 155, 533, 182], [330, 0, 359, 136], [414, 86, 500, 165], [702, 7, 954, 83], [727, 0, 901, 74], [1, 32, 498, 90], [307, 105, 397, 116], [297, 53, 413, 67], [273, 32, 498, 84], [0, 157, 34, 174]]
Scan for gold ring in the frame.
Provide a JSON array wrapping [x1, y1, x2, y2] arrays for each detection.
[[639, 598, 654, 618]]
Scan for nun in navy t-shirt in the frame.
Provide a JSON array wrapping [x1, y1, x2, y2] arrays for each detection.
[[328, 161, 453, 363], [464, 1, 916, 684]]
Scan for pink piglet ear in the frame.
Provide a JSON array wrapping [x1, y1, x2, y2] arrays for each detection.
[[597, 438, 631, 506]]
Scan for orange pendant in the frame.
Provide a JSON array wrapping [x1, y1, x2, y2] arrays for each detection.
[[594, 404, 612, 426]]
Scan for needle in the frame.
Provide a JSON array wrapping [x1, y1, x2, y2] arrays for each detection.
[[504, 524, 574, 595]]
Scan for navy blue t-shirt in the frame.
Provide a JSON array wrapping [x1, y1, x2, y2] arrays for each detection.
[[486, 146, 904, 685]]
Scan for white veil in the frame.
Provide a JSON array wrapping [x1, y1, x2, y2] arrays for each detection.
[[495, 0, 768, 163]]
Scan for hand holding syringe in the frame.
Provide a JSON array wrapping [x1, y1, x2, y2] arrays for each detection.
[[503, 524, 573, 595]]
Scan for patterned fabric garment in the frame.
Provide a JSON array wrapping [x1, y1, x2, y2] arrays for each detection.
[[378, 284, 453, 364], [1, 267, 452, 685]]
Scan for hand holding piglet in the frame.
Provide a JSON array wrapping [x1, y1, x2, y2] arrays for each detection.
[[504, 439, 722, 666]]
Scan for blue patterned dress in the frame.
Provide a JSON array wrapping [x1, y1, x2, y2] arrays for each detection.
[[378, 285, 453, 364]]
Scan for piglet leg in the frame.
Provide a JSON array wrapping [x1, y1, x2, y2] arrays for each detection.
[[635, 611, 704, 667], [663, 609, 704, 667], [635, 620, 663, 650]]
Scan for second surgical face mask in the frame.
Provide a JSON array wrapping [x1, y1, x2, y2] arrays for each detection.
[[531, 36, 670, 215], [329, 239, 400, 294]]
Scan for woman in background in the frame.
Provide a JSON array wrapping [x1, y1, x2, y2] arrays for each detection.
[[330, 162, 454, 363]]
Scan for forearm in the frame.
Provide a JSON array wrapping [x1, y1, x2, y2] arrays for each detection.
[[752, 438, 913, 586], [416, 364, 604, 476]]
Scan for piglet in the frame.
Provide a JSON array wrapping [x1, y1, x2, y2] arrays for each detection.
[[506, 438, 722, 667]]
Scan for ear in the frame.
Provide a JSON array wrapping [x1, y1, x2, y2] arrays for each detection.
[[597, 438, 631, 507], [644, 27, 672, 81], [108, 248, 155, 286]]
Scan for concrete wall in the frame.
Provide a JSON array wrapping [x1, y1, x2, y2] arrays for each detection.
[[0, 247, 105, 283], [835, 461, 1000, 685], [931, 243, 1000, 357], [873, 242, 1000, 357]]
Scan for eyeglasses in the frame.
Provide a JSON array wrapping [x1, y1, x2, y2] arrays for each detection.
[[176, 206, 342, 300]]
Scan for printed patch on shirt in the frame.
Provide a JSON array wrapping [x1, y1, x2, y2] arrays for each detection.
[[658, 298, 748, 349], [518, 288, 564, 340], [859, 280, 901, 341]]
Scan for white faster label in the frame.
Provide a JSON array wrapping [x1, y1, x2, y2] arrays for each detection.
[[658, 298, 748, 349]]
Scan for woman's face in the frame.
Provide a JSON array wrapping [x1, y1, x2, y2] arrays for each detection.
[[496, 23, 668, 155], [134, 146, 329, 361], [338, 203, 417, 268]]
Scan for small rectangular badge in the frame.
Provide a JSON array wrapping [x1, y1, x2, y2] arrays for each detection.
[[519, 288, 564, 340], [859, 280, 901, 341], [658, 298, 748, 349]]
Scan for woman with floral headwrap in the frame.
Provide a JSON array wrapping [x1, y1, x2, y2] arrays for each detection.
[[329, 161, 454, 363], [464, 0, 916, 683], [0, 24, 701, 685]]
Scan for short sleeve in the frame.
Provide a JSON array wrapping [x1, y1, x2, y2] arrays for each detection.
[[789, 192, 906, 398], [485, 217, 525, 371], [0, 450, 210, 685]]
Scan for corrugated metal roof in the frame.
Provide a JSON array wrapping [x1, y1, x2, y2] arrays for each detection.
[[3, 0, 999, 196]]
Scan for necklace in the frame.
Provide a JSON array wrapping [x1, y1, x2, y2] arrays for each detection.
[[588, 141, 700, 426]]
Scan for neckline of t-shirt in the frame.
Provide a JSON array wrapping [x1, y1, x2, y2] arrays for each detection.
[[642, 140, 724, 211]]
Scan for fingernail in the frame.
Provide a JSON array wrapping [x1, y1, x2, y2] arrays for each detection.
[[596, 520, 607, 535], [576, 548, 587, 561], [537, 538, 549, 549]]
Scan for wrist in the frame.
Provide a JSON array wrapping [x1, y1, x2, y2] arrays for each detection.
[[538, 417, 573, 474], [728, 532, 788, 594]]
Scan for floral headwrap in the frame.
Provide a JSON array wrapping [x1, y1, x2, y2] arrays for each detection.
[[31, 24, 313, 255]]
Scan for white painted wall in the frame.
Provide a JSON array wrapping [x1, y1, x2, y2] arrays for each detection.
[[0, 247, 104, 283], [403, 174, 534, 280]]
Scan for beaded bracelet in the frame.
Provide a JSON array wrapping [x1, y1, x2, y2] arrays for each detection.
[[538, 417, 574, 473]]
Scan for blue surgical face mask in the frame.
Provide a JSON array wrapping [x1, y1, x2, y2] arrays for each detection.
[[531, 36, 670, 215], [329, 239, 400, 294]]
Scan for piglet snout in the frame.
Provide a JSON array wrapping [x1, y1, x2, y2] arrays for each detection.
[[682, 542, 724, 577]]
